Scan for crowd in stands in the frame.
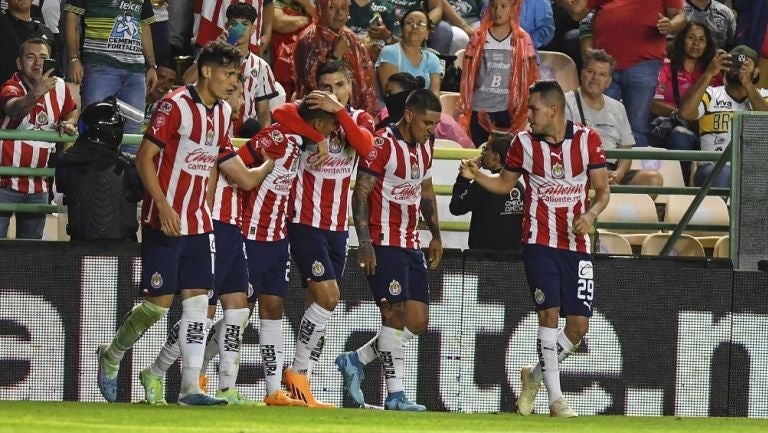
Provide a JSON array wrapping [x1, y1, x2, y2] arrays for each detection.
[[1, 0, 768, 239]]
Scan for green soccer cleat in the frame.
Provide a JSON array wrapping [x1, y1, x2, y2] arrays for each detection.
[[139, 368, 167, 405], [216, 388, 262, 406]]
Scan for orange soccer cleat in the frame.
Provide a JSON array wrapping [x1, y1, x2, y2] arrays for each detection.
[[283, 368, 335, 409], [264, 390, 307, 407]]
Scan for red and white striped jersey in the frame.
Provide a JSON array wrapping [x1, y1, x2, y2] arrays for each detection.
[[0, 73, 76, 194], [505, 121, 606, 253], [290, 108, 375, 231], [239, 124, 304, 241], [193, 0, 269, 54], [237, 52, 278, 132], [359, 124, 433, 250], [142, 85, 237, 235], [211, 171, 241, 226]]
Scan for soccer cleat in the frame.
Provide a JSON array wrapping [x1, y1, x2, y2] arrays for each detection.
[[139, 368, 167, 405], [96, 344, 118, 403], [516, 365, 541, 416], [177, 393, 228, 406], [549, 397, 578, 418], [384, 391, 426, 412], [335, 351, 366, 406], [264, 390, 307, 407], [215, 388, 260, 406], [283, 367, 335, 408], [199, 375, 209, 394]]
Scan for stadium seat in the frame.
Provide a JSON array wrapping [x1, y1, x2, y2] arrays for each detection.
[[598, 193, 659, 246], [455, 49, 465, 69], [433, 138, 462, 149], [537, 51, 579, 93], [628, 147, 684, 204], [640, 233, 705, 257], [713, 236, 729, 258], [663, 195, 729, 238], [596, 230, 633, 255], [440, 93, 460, 117]]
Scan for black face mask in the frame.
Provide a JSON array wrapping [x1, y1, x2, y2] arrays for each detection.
[[383, 91, 411, 123]]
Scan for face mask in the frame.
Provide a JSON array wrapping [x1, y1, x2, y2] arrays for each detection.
[[383, 91, 411, 123]]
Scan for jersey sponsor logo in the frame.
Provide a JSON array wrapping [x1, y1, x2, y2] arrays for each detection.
[[151, 272, 163, 289], [158, 101, 173, 113], [311, 260, 325, 277], [270, 129, 285, 143], [388, 279, 402, 296], [534, 288, 545, 304], [391, 182, 420, 201], [536, 182, 584, 206], [108, 10, 143, 53], [714, 99, 732, 109], [552, 162, 565, 179], [272, 173, 294, 192], [578, 260, 594, 279], [184, 148, 217, 172]]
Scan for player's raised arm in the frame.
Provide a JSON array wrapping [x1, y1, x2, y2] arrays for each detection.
[[420, 177, 442, 269], [352, 169, 378, 276], [460, 160, 522, 196]]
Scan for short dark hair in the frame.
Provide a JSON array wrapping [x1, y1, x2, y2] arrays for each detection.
[[18, 37, 51, 58], [529, 80, 565, 112], [582, 49, 616, 74], [226, 2, 257, 23], [197, 41, 242, 77], [387, 72, 425, 93], [400, 8, 434, 32], [405, 89, 442, 115], [298, 99, 336, 123], [489, 134, 513, 158], [316, 59, 351, 83]]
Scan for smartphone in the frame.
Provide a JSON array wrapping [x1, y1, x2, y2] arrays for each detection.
[[43, 58, 57, 76], [226, 21, 247, 45], [731, 53, 746, 71], [369, 12, 383, 27]]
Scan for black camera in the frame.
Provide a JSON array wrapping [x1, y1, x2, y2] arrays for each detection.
[[731, 54, 746, 71]]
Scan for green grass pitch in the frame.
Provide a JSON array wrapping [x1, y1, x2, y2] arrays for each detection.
[[1, 402, 767, 433]]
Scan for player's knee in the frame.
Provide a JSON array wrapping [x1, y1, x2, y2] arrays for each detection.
[[310, 280, 340, 311], [566, 320, 589, 340], [404, 304, 429, 334], [258, 296, 284, 320], [380, 302, 406, 329]]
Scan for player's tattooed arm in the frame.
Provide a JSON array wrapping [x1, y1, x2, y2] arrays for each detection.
[[353, 170, 377, 275], [421, 178, 443, 269]]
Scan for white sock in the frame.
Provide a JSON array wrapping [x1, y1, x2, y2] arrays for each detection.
[[531, 329, 580, 383], [402, 327, 416, 346], [178, 295, 209, 397], [150, 320, 181, 377], [259, 319, 284, 395], [218, 308, 249, 391], [292, 303, 332, 375], [356, 334, 379, 365], [201, 318, 222, 374], [537, 326, 561, 405], [378, 326, 404, 394]]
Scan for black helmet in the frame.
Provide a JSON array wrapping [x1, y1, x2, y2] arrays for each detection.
[[77, 96, 126, 150]]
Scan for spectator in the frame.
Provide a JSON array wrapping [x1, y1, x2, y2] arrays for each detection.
[[520, 0, 555, 50], [542, 1, 581, 70], [376, 9, 442, 96], [346, 0, 397, 61], [684, 0, 736, 50], [377, 72, 424, 129], [679, 45, 768, 187], [144, 58, 177, 122], [0, 0, 55, 83], [565, 49, 664, 189], [0, 38, 78, 239], [449, 132, 524, 250], [373, 0, 452, 55], [64, 0, 158, 152], [652, 21, 721, 183], [294, 0, 379, 115], [564, 0, 687, 147], [150, 0, 171, 74], [193, 0, 273, 55], [440, 0, 479, 55], [271, 0, 314, 99], [457, 0, 538, 146]]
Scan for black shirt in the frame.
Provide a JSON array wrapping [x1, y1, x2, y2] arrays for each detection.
[[449, 171, 525, 251], [0, 11, 55, 84]]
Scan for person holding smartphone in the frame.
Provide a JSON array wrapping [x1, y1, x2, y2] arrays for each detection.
[[0, 37, 79, 239]]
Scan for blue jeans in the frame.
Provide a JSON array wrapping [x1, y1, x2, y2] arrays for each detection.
[[0, 188, 48, 239], [605, 59, 662, 147], [427, 21, 453, 55], [694, 162, 731, 189], [81, 63, 146, 154]]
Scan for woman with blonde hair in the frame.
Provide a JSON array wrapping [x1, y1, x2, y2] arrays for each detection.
[[457, 0, 537, 146]]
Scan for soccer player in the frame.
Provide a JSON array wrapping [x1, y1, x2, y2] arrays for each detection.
[[269, 60, 376, 408], [342, 89, 443, 411], [240, 99, 338, 406], [459, 80, 610, 417], [96, 41, 274, 406]]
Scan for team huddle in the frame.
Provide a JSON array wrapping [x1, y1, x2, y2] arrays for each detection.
[[95, 40, 443, 411]]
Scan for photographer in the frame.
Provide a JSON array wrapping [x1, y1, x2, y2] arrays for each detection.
[[0, 37, 77, 239], [679, 45, 768, 187], [55, 97, 143, 241]]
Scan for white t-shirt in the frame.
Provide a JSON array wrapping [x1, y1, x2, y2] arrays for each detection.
[[564, 89, 634, 164]]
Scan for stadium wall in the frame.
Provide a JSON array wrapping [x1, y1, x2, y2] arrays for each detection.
[[1, 242, 766, 417]]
